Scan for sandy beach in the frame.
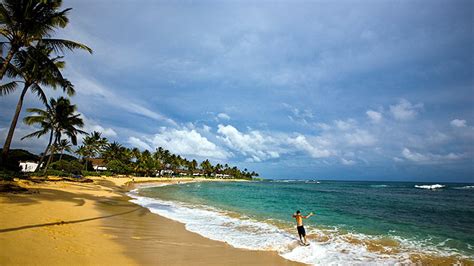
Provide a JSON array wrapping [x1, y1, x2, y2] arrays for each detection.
[[0, 177, 300, 265]]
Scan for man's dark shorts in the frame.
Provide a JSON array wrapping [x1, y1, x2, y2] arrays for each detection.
[[297, 225, 306, 237]]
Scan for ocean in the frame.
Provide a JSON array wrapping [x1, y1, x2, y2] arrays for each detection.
[[128, 180, 474, 265]]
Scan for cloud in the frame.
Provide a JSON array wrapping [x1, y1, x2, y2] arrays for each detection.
[[316, 123, 331, 131], [345, 129, 377, 146], [334, 119, 356, 130], [217, 124, 279, 162], [81, 114, 117, 137], [217, 113, 231, 120], [283, 103, 314, 125], [450, 119, 467, 128], [147, 127, 230, 160], [341, 158, 356, 165], [128, 136, 153, 151], [287, 135, 332, 158], [389, 99, 423, 121], [366, 110, 382, 123], [70, 70, 177, 126], [401, 148, 463, 164]]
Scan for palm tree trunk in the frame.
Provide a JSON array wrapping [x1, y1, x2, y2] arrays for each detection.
[[43, 146, 55, 174], [59, 151, 64, 162], [1, 83, 30, 162], [43, 135, 58, 174], [0, 47, 17, 80], [34, 130, 54, 172]]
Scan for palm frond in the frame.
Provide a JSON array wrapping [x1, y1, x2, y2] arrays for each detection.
[[0, 81, 17, 95], [42, 38, 92, 54], [30, 83, 48, 106], [21, 129, 48, 140]]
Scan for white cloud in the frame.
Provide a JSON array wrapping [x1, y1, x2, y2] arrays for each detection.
[[389, 99, 423, 121], [345, 129, 377, 146], [393, 157, 404, 162], [366, 110, 382, 123], [341, 158, 356, 165], [283, 103, 314, 125], [127, 136, 153, 151], [287, 135, 332, 158], [81, 114, 117, 137], [450, 119, 466, 128], [402, 148, 429, 162], [150, 127, 230, 160], [217, 124, 279, 162], [217, 113, 231, 120], [401, 147, 463, 164], [202, 124, 211, 132], [316, 123, 331, 131], [334, 119, 356, 130], [70, 70, 177, 126]]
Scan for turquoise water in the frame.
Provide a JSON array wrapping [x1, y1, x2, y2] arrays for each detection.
[[133, 180, 474, 264]]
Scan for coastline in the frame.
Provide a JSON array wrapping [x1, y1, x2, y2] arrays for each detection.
[[0, 176, 300, 265]]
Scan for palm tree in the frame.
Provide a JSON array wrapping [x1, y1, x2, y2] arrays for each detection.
[[1, 45, 74, 162], [21, 103, 55, 171], [75, 145, 92, 170], [0, 0, 92, 79], [103, 141, 131, 164], [200, 159, 213, 176], [55, 139, 72, 162], [77, 131, 108, 171], [22, 97, 85, 172]]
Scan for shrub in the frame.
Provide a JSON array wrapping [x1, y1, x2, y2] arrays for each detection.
[[50, 160, 83, 174]]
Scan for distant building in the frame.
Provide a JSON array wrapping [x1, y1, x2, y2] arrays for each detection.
[[175, 169, 189, 176], [192, 170, 205, 176], [215, 173, 232, 179], [19, 161, 40, 172], [160, 169, 174, 176], [87, 158, 107, 171]]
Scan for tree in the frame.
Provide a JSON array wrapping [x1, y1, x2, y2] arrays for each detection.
[[200, 159, 213, 176], [103, 141, 129, 163], [21, 102, 55, 171], [1, 45, 73, 163], [76, 131, 108, 171], [54, 139, 72, 162], [22, 97, 84, 172], [23, 97, 85, 172], [0, 0, 92, 79]]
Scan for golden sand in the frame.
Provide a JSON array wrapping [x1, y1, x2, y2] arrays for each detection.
[[0, 176, 299, 265]]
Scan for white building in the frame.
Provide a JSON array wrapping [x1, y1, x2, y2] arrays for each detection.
[[19, 161, 40, 172]]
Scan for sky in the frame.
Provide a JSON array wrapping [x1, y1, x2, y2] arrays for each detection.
[[1, 0, 473, 182]]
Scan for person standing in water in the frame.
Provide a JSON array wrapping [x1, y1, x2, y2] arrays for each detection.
[[292, 210, 314, 245]]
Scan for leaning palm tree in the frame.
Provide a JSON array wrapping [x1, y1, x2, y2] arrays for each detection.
[[54, 139, 72, 162], [0, 0, 92, 79], [21, 103, 55, 171], [22, 97, 85, 172], [43, 97, 85, 172], [1, 45, 73, 162]]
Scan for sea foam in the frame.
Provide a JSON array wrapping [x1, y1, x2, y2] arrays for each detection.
[[453, 185, 474, 190], [414, 184, 445, 190], [128, 187, 413, 265]]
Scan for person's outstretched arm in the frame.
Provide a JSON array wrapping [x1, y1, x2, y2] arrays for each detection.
[[303, 212, 314, 218]]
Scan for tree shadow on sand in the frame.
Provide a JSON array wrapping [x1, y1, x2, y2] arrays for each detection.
[[0, 206, 142, 233]]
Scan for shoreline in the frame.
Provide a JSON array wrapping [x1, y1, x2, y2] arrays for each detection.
[[0, 176, 300, 265]]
